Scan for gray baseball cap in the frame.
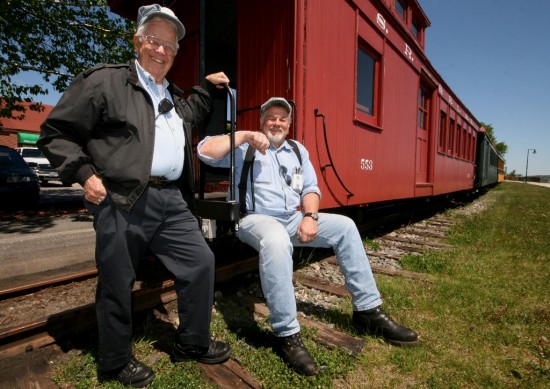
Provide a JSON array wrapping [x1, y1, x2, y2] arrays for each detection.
[[260, 97, 292, 117], [137, 4, 185, 41]]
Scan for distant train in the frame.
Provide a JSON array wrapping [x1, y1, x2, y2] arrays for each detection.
[[476, 129, 503, 188], [109, 0, 504, 236]]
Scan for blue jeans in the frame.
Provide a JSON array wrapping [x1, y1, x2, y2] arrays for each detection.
[[237, 212, 382, 337]]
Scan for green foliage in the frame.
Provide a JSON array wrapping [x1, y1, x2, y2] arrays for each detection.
[[479, 121, 508, 157], [0, 0, 135, 119], [51, 183, 550, 388], [495, 140, 508, 156], [400, 251, 452, 274], [363, 237, 381, 251]]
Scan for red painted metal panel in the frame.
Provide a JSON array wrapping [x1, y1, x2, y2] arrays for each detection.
[[109, 0, 483, 210], [236, 0, 295, 133], [168, 1, 201, 90], [298, 0, 425, 208], [293, 0, 479, 209]]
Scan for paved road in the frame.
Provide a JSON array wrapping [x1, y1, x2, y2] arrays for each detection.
[[0, 182, 95, 288], [506, 180, 550, 188], [527, 182, 550, 188]]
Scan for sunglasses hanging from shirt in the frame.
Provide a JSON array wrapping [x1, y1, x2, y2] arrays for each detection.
[[158, 98, 174, 115]]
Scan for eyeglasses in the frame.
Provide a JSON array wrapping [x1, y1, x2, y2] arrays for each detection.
[[140, 35, 179, 56], [158, 98, 174, 115], [279, 165, 291, 186]]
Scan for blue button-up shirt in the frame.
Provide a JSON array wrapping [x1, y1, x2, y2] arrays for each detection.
[[135, 61, 184, 180], [198, 135, 321, 217]]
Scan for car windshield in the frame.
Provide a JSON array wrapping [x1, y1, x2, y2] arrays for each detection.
[[21, 148, 45, 158], [1, 150, 27, 168]]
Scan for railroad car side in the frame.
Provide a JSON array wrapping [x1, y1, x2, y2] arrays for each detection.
[[298, 0, 420, 207], [431, 92, 478, 195], [108, 0, 487, 212], [293, 0, 479, 208], [497, 157, 506, 183], [475, 129, 500, 188]]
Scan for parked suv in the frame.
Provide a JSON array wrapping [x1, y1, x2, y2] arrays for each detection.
[[16, 146, 61, 185], [0, 145, 40, 208]]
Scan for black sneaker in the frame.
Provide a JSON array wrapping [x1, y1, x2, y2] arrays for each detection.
[[353, 306, 419, 346], [278, 332, 319, 376], [173, 340, 231, 364], [99, 356, 155, 387]]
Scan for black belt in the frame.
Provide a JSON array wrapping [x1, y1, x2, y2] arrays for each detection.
[[148, 176, 174, 188]]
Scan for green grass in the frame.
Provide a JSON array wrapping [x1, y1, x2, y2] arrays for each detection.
[[52, 182, 549, 388]]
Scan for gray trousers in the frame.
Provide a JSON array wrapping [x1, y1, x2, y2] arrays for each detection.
[[88, 185, 215, 371]]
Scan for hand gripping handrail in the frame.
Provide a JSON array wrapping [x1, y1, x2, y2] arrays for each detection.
[[194, 86, 240, 227]]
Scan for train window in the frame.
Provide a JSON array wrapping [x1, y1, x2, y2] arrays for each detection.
[[355, 41, 382, 129], [395, 0, 406, 20], [418, 86, 429, 129], [412, 18, 421, 39], [455, 124, 462, 158], [357, 47, 376, 116], [464, 129, 472, 161], [462, 127, 468, 159], [470, 132, 477, 162], [438, 111, 447, 153], [449, 118, 456, 155]]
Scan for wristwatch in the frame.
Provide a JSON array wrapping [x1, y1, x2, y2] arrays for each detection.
[[304, 212, 319, 221]]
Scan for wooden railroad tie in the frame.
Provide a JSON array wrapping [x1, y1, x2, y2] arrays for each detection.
[[236, 294, 364, 358]]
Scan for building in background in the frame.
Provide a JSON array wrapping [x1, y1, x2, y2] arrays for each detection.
[[0, 102, 53, 148]]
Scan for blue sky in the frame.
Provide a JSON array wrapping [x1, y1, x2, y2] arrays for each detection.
[[420, 0, 550, 176], [15, 0, 549, 176]]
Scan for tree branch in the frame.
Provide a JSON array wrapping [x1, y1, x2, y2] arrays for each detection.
[[0, 57, 70, 77]]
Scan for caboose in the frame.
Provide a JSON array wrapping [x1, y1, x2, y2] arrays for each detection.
[[109, 0, 496, 216]]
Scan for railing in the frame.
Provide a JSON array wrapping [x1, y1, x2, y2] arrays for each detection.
[[314, 109, 354, 200]]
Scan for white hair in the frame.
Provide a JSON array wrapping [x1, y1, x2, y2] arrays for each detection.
[[136, 16, 178, 38]]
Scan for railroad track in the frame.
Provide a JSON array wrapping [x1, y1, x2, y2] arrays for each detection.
[[0, 204, 462, 387]]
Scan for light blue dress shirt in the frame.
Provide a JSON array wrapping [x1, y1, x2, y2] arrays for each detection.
[[198, 135, 321, 217], [199, 135, 382, 337], [135, 61, 184, 181]]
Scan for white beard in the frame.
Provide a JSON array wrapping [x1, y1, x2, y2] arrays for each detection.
[[267, 131, 285, 146]]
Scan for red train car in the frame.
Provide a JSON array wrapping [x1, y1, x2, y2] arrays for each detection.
[[109, 0, 481, 210]]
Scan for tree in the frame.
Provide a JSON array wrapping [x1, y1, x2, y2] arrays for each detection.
[[479, 121, 508, 157], [0, 0, 135, 120], [507, 170, 519, 177]]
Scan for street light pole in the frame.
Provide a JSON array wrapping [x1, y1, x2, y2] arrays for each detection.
[[525, 148, 536, 183]]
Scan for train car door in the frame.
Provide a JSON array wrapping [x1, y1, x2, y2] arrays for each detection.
[[416, 78, 435, 185], [236, 0, 295, 131]]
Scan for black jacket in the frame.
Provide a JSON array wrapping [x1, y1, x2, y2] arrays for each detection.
[[39, 60, 215, 212]]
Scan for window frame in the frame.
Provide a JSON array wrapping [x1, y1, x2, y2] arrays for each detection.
[[354, 33, 383, 129], [394, 0, 426, 47], [438, 110, 448, 154], [448, 117, 456, 156], [417, 85, 429, 130], [395, 0, 406, 21]]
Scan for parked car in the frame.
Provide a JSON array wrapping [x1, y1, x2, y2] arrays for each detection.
[[16, 146, 61, 185], [0, 145, 40, 208]]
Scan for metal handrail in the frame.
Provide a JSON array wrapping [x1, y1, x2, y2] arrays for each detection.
[[226, 86, 236, 201], [314, 108, 354, 199]]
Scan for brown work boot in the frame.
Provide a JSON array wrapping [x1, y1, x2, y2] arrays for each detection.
[[277, 332, 319, 376], [353, 306, 419, 346]]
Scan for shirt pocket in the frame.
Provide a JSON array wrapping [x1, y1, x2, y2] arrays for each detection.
[[252, 158, 274, 185]]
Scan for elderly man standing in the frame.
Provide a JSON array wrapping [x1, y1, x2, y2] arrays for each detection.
[[39, 4, 230, 387], [198, 97, 419, 376]]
